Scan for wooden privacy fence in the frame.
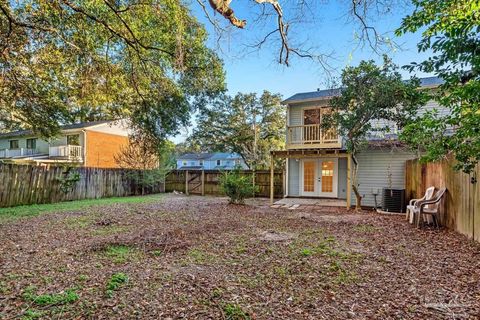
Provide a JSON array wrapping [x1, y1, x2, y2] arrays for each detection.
[[0, 164, 164, 208], [165, 170, 284, 198], [405, 159, 479, 242]]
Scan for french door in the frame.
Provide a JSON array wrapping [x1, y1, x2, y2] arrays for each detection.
[[301, 158, 338, 197]]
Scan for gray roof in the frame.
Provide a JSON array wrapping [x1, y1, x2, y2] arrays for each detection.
[[178, 152, 242, 161], [283, 76, 444, 104], [178, 153, 215, 160], [0, 120, 112, 138]]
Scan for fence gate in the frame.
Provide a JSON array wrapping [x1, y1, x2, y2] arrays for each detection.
[[185, 170, 204, 195]]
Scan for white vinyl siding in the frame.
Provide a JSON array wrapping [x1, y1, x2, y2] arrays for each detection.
[[288, 159, 300, 196], [353, 149, 416, 207]]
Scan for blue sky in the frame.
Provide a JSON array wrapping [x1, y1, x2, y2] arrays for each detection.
[[175, 1, 431, 141]]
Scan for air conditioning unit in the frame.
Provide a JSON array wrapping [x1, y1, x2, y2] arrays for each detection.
[[382, 188, 406, 213]]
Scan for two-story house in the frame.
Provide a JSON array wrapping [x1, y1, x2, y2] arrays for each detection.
[[0, 120, 131, 168], [176, 153, 248, 170], [269, 76, 448, 209]]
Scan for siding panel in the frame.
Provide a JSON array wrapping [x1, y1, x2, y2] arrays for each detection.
[[288, 159, 300, 196], [354, 150, 416, 207]]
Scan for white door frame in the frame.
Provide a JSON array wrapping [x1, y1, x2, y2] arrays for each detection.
[[300, 158, 338, 198]]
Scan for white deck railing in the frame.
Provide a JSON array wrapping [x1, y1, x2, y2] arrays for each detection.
[[0, 148, 38, 158], [49, 145, 83, 160], [287, 124, 341, 148]]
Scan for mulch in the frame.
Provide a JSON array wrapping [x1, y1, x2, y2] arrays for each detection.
[[0, 194, 479, 319]]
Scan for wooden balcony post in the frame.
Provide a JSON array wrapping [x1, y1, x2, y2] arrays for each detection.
[[185, 170, 189, 195]]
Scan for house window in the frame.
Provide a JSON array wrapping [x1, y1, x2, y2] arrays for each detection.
[[67, 134, 80, 146], [199, 160, 204, 166], [235, 159, 241, 165], [26, 138, 37, 150], [9, 140, 19, 149], [182, 160, 187, 166], [216, 160, 221, 166]]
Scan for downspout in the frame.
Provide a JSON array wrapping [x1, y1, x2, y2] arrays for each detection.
[[82, 129, 87, 167]]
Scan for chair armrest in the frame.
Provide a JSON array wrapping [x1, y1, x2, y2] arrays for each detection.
[[410, 196, 425, 206], [418, 199, 441, 212]]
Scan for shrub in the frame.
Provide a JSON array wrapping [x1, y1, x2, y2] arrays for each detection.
[[219, 169, 258, 204]]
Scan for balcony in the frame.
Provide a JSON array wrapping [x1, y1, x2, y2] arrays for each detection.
[[0, 148, 38, 158], [287, 124, 342, 149], [49, 145, 83, 161]]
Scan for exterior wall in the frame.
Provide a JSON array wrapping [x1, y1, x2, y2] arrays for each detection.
[[287, 157, 347, 198], [288, 159, 300, 196], [0, 132, 84, 154], [286, 98, 448, 143], [0, 136, 50, 153], [337, 158, 347, 199], [85, 130, 129, 168], [353, 149, 416, 207], [86, 121, 131, 136]]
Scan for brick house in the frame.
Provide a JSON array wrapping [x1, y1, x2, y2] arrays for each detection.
[[0, 120, 131, 168]]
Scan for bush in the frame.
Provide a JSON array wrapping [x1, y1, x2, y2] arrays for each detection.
[[219, 169, 258, 204]]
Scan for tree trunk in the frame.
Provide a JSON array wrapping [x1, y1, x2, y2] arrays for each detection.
[[351, 154, 362, 211]]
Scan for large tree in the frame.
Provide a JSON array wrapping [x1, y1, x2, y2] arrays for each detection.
[[191, 91, 284, 169], [0, 0, 224, 140], [397, 0, 480, 173], [324, 57, 428, 210]]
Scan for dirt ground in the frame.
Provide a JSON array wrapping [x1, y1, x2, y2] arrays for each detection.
[[1, 194, 479, 319]]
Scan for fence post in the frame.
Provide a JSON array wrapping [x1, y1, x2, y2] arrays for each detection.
[[270, 155, 275, 205], [201, 170, 205, 196], [185, 170, 189, 195]]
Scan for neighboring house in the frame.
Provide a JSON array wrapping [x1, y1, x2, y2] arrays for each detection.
[[273, 76, 448, 208], [0, 120, 131, 168], [176, 153, 248, 170]]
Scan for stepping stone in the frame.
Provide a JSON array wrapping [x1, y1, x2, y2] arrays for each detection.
[[288, 204, 300, 210]]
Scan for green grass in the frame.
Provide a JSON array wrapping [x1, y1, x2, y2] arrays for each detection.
[[105, 273, 129, 298], [103, 245, 139, 263], [0, 194, 162, 221], [223, 303, 250, 320], [23, 287, 79, 306]]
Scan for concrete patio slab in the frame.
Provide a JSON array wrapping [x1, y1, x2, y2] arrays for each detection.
[[272, 198, 347, 209]]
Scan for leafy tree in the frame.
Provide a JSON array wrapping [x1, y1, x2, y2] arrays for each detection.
[[191, 91, 285, 169], [324, 57, 428, 210], [0, 0, 224, 140], [397, 0, 480, 173]]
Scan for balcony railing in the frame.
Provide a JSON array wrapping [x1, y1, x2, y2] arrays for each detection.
[[0, 148, 38, 158], [287, 124, 341, 149], [49, 145, 83, 161]]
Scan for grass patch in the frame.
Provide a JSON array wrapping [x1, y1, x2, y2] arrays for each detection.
[[0, 194, 162, 221], [91, 225, 130, 236], [223, 303, 250, 320], [103, 245, 137, 263], [23, 287, 79, 306], [353, 224, 378, 233], [22, 309, 43, 320], [64, 216, 95, 229], [105, 273, 128, 298]]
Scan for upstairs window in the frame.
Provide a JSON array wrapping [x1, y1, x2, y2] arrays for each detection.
[[9, 140, 19, 149], [67, 134, 80, 146], [26, 138, 37, 150], [182, 160, 187, 166], [216, 160, 221, 166], [199, 160, 204, 166]]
